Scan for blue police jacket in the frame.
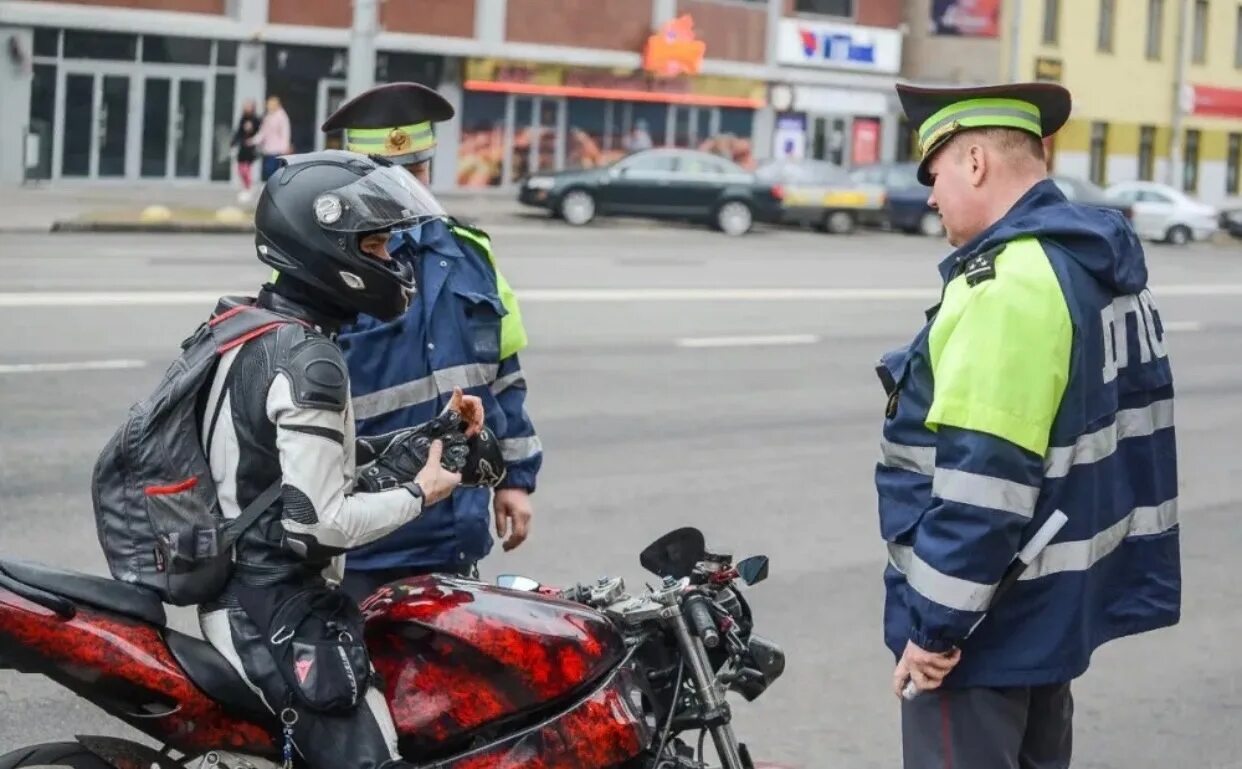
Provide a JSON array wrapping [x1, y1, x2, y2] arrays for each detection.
[[339, 218, 541, 571], [876, 179, 1180, 688]]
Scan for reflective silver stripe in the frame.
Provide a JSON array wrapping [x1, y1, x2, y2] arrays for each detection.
[[1044, 399, 1174, 478], [1019, 498, 1178, 581], [886, 544, 997, 612], [500, 436, 542, 463], [887, 498, 1179, 591], [491, 369, 526, 396], [919, 106, 1041, 146], [352, 363, 499, 421], [880, 440, 934, 476], [932, 468, 1039, 518]]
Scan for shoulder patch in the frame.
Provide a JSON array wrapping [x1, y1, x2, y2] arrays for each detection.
[[278, 332, 348, 412], [961, 246, 1001, 286]]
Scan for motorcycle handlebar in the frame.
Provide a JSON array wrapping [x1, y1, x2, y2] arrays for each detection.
[[685, 594, 720, 649]]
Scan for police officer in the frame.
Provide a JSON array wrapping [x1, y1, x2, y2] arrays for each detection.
[[875, 82, 1181, 768], [321, 83, 542, 600]]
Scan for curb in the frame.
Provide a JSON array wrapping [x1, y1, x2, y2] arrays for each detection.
[[51, 220, 254, 234]]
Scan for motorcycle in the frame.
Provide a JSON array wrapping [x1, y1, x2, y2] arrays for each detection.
[[0, 527, 786, 769]]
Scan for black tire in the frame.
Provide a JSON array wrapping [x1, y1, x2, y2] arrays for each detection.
[[0, 743, 115, 769], [1165, 225, 1192, 246], [822, 210, 856, 234]]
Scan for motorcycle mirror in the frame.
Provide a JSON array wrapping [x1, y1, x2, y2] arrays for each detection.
[[736, 556, 770, 586], [496, 574, 541, 592], [639, 527, 707, 579]]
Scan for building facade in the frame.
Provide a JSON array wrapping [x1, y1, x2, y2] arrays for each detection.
[[1008, 0, 1242, 205], [0, 0, 906, 190], [897, 0, 1006, 160]]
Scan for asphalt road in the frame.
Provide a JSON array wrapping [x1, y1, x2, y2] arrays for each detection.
[[1, 222, 1241, 768]]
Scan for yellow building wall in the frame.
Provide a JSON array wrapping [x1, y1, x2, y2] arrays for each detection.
[[1007, 0, 1179, 126]]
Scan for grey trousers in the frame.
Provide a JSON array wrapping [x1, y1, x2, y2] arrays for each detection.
[[902, 684, 1073, 769]]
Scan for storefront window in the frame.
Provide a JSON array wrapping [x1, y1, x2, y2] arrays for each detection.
[[143, 35, 212, 65], [458, 91, 507, 188], [628, 103, 668, 150], [567, 99, 626, 169], [27, 63, 57, 180], [714, 107, 755, 169], [33, 28, 59, 58], [211, 74, 236, 182], [63, 30, 136, 61]]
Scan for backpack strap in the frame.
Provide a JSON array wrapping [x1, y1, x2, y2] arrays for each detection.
[[210, 306, 305, 354], [220, 479, 284, 551]]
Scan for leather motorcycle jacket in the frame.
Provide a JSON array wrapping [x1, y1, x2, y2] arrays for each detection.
[[198, 289, 425, 602]]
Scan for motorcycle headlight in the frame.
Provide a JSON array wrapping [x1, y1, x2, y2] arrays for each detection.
[[728, 635, 785, 702]]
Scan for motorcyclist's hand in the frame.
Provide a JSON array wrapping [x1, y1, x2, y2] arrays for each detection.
[[413, 440, 461, 507], [892, 640, 960, 698], [494, 488, 533, 552], [445, 387, 485, 438]]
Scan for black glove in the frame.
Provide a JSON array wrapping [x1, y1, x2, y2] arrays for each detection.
[[354, 410, 506, 493]]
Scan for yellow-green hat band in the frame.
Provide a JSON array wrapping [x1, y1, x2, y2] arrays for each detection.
[[345, 122, 435, 155], [918, 98, 1041, 155]]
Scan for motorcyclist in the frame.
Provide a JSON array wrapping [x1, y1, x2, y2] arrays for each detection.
[[196, 149, 484, 769]]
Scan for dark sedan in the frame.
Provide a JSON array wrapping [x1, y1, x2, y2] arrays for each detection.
[[518, 149, 784, 236]]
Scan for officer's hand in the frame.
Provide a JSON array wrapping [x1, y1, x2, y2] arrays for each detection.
[[413, 440, 461, 507], [893, 640, 961, 698], [445, 387, 485, 438], [494, 488, 533, 552]]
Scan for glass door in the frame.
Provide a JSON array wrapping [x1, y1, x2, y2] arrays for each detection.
[[174, 78, 206, 178], [59, 70, 131, 178], [141, 74, 208, 179], [318, 79, 348, 151]]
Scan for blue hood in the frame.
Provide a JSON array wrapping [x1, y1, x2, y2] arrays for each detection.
[[938, 179, 1147, 294]]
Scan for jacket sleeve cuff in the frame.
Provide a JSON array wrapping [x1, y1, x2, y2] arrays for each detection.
[[499, 466, 538, 493], [908, 625, 959, 654]]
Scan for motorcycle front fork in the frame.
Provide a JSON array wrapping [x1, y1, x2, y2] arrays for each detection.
[[668, 612, 748, 769]]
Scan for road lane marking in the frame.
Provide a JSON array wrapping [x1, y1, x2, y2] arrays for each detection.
[[2, 285, 1242, 307], [677, 334, 820, 348], [1162, 321, 1204, 332], [0, 359, 148, 374]]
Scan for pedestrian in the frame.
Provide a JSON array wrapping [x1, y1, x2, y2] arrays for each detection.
[[318, 82, 542, 601], [230, 98, 260, 203], [875, 81, 1181, 769], [249, 94, 292, 182]]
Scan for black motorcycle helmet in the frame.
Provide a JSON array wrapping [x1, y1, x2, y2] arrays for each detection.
[[254, 149, 446, 321]]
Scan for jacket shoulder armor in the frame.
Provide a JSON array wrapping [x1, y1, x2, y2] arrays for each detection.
[[274, 326, 348, 411]]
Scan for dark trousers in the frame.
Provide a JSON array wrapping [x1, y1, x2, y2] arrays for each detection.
[[902, 684, 1073, 769], [199, 603, 400, 769], [340, 562, 478, 604]]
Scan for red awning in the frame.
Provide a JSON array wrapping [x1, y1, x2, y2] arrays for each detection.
[[1192, 84, 1242, 118]]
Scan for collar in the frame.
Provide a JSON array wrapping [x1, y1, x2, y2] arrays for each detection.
[[935, 178, 1063, 283], [255, 284, 353, 335]]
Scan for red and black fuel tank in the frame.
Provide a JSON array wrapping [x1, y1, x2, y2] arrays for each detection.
[[360, 575, 627, 750]]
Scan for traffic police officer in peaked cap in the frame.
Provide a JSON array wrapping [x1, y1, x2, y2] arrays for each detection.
[[876, 80, 1180, 768], [320, 82, 542, 600]]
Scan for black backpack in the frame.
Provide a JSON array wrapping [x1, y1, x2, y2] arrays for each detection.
[[92, 299, 298, 606]]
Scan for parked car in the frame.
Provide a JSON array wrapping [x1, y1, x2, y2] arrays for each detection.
[[850, 162, 944, 237], [517, 148, 784, 236], [754, 159, 885, 234], [1049, 175, 1133, 220], [1219, 199, 1242, 239], [1104, 181, 1219, 245]]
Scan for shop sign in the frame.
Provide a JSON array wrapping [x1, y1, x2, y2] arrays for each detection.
[[1034, 57, 1063, 83], [465, 58, 763, 102], [777, 19, 901, 74], [1190, 84, 1242, 119], [643, 15, 706, 78]]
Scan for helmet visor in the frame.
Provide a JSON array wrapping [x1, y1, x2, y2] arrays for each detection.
[[312, 165, 446, 233]]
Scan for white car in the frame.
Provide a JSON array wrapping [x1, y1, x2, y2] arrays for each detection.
[[1104, 181, 1219, 245]]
